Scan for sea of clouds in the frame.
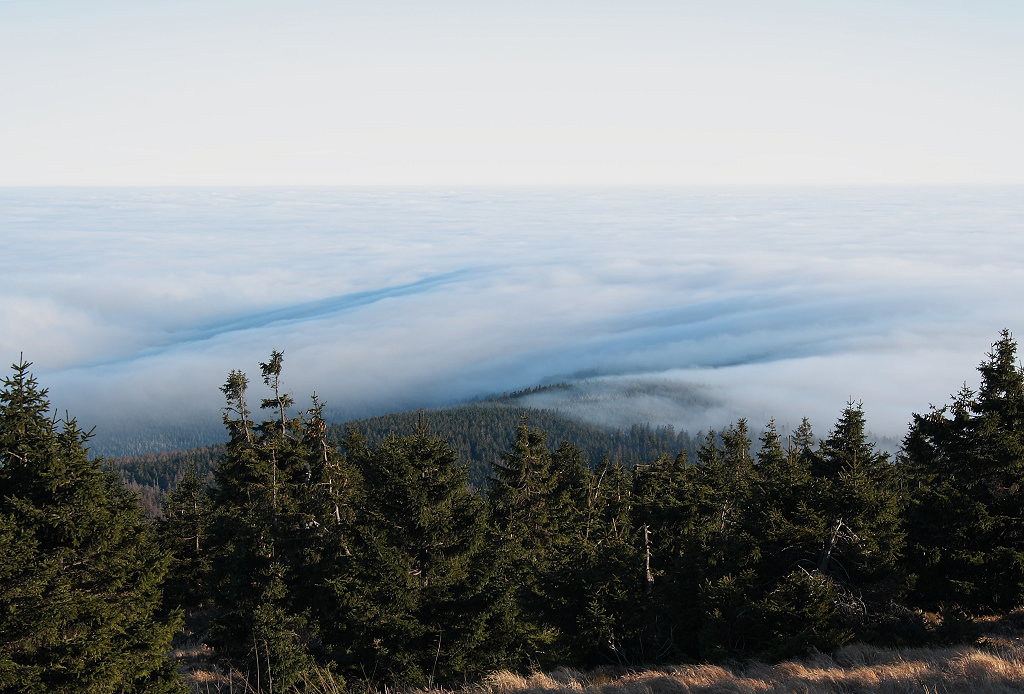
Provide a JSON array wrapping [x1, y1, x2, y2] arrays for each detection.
[[2, 186, 1021, 454]]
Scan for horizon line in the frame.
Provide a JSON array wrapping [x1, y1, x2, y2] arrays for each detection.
[[2, 182, 1023, 189]]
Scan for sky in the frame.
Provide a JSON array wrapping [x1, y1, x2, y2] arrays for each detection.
[[2, 3, 1022, 454], [1, 0, 1022, 185]]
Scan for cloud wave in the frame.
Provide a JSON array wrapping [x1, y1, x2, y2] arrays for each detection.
[[2, 186, 1021, 453]]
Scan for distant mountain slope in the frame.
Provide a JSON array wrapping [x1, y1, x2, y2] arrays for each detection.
[[328, 402, 699, 488], [111, 400, 699, 512]]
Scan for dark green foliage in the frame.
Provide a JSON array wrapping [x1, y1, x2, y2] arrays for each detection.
[[813, 402, 905, 592], [332, 406, 698, 488], [205, 356, 327, 690], [158, 461, 210, 611], [743, 568, 855, 659], [633, 450, 701, 659], [0, 360, 183, 694], [631, 405, 908, 662], [485, 422, 633, 669], [36, 331, 1024, 687], [110, 405, 697, 514], [111, 444, 222, 515], [744, 405, 903, 659], [903, 330, 1024, 612], [338, 426, 491, 685], [750, 419, 819, 577], [568, 456, 645, 665], [485, 421, 565, 667]]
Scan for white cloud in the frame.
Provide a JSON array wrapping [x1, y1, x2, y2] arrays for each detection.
[[3, 186, 1021, 452]]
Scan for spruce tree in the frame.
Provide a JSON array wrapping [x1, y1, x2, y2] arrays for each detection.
[[693, 422, 763, 658], [904, 330, 1024, 611], [633, 450, 700, 658], [485, 420, 570, 668], [159, 461, 210, 611], [0, 359, 182, 693], [205, 354, 321, 690], [339, 426, 489, 685], [811, 403, 905, 633], [731, 419, 850, 659], [749, 419, 820, 581], [570, 456, 644, 665]]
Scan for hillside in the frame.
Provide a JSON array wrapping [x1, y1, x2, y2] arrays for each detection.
[[111, 400, 700, 511]]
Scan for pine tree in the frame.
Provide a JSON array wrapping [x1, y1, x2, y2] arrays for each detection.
[[0, 359, 183, 693]]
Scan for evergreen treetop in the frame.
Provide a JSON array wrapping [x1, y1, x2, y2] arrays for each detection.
[[0, 359, 182, 694]]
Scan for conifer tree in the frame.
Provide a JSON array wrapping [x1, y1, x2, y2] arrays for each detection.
[[570, 456, 645, 665], [486, 420, 572, 668], [0, 359, 182, 693], [632, 449, 698, 657], [159, 461, 210, 611], [811, 402, 905, 631], [296, 396, 361, 589], [338, 426, 489, 685], [904, 330, 1024, 611], [724, 419, 850, 659], [749, 419, 820, 580], [696, 421, 764, 658], [206, 353, 322, 690]]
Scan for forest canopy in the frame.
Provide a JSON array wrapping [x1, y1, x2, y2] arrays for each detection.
[[3, 333, 1024, 691]]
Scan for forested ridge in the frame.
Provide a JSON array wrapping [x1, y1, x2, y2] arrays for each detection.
[[114, 404, 699, 514], [4, 332, 1024, 692]]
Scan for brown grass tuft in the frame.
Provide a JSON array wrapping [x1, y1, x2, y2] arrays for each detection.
[[180, 611, 1024, 693]]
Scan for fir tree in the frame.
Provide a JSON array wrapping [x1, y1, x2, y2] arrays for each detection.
[[0, 359, 182, 693], [485, 420, 571, 668], [340, 426, 489, 685], [570, 456, 644, 665], [903, 330, 1024, 611], [205, 354, 322, 690], [159, 461, 210, 611]]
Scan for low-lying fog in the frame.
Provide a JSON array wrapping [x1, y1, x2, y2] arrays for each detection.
[[3, 186, 1021, 454]]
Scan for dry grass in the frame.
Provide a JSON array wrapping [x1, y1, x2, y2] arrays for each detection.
[[180, 613, 1024, 694], [469, 642, 1024, 694]]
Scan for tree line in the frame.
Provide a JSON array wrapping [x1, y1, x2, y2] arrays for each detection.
[[3, 333, 1024, 692], [112, 404, 700, 511]]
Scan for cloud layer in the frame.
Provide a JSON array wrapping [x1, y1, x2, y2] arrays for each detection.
[[2, 186, 1021, 452]]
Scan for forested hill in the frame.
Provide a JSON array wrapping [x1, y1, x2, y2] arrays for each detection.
[[111, 403, 700, 512], [15, 333, 1024, 691], [326, 404, 700, 487]]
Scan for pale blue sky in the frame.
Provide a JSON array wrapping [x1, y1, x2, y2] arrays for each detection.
[[1, 0, 1021, 185]]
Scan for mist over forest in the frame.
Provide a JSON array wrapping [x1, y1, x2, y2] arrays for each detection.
[[3, 186, 1022, 455]]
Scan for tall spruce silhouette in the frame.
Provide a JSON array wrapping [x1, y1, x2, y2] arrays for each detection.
[[0, 359, 182, 693], [904, 330, 1024, 611]]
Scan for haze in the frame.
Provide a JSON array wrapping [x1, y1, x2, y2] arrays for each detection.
[[3, 186, 1021, 452], [2, 1, 1022, 452]]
